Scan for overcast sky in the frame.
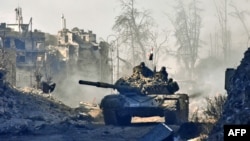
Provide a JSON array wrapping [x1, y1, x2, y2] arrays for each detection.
[[0, 0, 171, 39], [0, 0, 249, 44], [0, 0, 215, 38]]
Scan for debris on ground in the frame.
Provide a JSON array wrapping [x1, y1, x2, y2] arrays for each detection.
[[208, 48, 250, 140], [0, 71, 92, 135]]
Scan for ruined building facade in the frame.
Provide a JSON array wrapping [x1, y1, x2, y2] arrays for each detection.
[[54, 15, 111, 82], [0, 8, 111, 88], [0, 7, 45, 87]]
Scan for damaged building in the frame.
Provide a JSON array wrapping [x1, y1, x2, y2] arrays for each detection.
[[0, 7, 45, 87], [54, 14, 111, 82], [0, 7, 111, 90]]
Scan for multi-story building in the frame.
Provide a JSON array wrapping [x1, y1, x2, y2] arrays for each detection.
[[0, 7, 111, 88], [0, 7, 45, 87], [56, 15, 111, 82]]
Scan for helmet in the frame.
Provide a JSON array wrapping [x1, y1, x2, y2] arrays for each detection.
[[160, 66, 166, 71], [140, 62, 145, 67]]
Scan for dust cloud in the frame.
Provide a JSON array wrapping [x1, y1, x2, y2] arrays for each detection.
[[52, 65, 111, 108], [155, 45, 248, 115]]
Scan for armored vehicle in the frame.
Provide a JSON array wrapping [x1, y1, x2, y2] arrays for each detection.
[[79, 64, 189, 126]]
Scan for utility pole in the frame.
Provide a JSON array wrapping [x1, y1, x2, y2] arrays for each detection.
[[110, 45, 113, 84], [116, 40, 119, 80], [107, 35, 120, 82]]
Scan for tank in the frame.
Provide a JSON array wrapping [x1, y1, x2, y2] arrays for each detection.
[[79, 65, 189, 126]]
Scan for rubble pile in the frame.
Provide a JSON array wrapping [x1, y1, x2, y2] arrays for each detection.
[[0, 70, 92, 135], [208, 48, 250, 140]]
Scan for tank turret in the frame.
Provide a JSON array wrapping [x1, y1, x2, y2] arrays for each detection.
[[79, 75, 179, 95], [79, 62, 179, 95]]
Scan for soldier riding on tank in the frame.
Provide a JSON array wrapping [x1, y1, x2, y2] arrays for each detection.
[[154, 66, 168, 82], [132, 62, 154, 78]]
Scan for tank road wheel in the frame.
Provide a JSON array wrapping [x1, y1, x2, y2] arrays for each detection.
[[101, 95, 131, 126], [101, 95, 120, 125], [103, 109, 118, 125]]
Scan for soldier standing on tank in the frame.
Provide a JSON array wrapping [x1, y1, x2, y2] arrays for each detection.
[[159, 66, 168, 81], [133, 62, 153, 78]]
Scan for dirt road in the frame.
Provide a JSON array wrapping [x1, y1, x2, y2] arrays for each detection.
[[0, 121, 177, 141]]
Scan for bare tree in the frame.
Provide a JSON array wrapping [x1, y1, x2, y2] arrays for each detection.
[[112, 0, 155, 66], [230, 3, 250, 47], [213, 0, 231, 64], [169, 0, 202, 80], [148, 30, 170, 67], [203, 94, 227, 121]]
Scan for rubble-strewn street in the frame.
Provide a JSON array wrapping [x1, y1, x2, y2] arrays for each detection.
[[0, 73, 210, 141], [0, 80, 89, 135]]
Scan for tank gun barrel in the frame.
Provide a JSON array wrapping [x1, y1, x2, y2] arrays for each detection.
[[79, 80, 116, 89], [79, 80, 141, 94]]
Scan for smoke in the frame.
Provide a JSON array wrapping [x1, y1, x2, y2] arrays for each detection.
[[52, 65, 111, 108], [154, 44, 247, 117]]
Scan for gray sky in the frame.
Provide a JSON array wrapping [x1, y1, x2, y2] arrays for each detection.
[[1, 0, 119, 38], [0, 0, 249, 50], [0, 0, 173, 39]]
